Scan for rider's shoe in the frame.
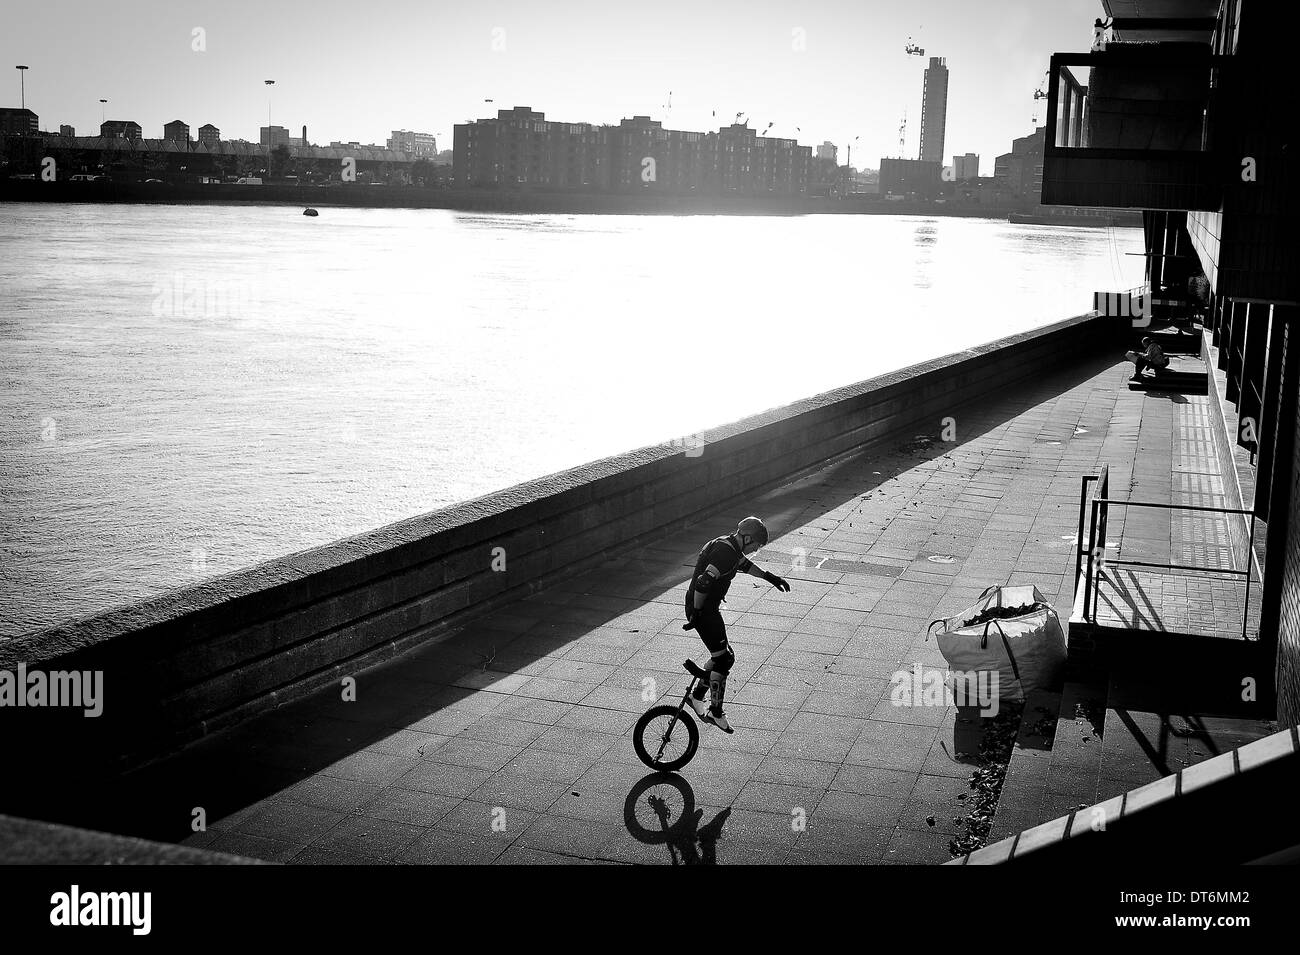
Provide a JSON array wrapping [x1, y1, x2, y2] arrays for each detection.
[[688, 694, 710, 718], [701, 708, 734, 734]]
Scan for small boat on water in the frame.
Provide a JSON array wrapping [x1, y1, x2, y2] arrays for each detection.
[[1009, 207, 1142, 228], [303, 208, 319, 217], [1010, 211, 1115, 227]]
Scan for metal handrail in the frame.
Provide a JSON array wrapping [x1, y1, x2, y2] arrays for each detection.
[[1093, 497, 1253, 516], [1074, 466, 1258, 640], [1074, 473, 1100, 595], [1102, 557, 1249, 577], [1080, 467, 1108, 621]]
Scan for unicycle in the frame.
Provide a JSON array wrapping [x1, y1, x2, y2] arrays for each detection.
[[632, 659, 709, 772]]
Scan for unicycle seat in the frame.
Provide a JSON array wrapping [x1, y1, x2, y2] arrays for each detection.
[[683, 659, 709, 680]]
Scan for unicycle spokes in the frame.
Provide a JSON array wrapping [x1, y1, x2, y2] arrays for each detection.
[[652, 714, 678, 762], [646, 710, 690, 763], [633, 704, 699, 772]]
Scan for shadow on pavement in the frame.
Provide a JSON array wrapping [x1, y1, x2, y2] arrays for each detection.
[[622, 772, 733, 865]]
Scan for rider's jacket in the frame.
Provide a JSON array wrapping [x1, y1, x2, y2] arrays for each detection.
[[684, 534, 752, 617]]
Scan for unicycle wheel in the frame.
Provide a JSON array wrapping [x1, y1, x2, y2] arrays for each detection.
[[633, 705, 699, 772]]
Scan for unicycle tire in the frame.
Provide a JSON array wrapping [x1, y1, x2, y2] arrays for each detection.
[[633, 705, 699, 772]]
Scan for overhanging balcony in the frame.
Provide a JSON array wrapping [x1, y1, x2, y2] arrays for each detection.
[[1041, 48, 1229, 211]]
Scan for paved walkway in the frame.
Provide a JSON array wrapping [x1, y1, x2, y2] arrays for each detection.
[[93, 352, 1250, 864], [1093, 568, 1261, 639]]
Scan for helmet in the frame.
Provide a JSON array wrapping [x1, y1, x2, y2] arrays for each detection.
[[737, 516, 769, 547]]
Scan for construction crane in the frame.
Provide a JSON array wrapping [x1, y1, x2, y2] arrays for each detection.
[[899, 31, 925, 154], [1031, 69, 1050, 124], [1033, 69, 1050, 100]]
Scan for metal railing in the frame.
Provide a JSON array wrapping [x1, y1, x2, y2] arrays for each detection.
[[1074, 465, 1257, 640]]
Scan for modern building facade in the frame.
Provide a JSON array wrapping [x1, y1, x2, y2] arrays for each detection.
[[816, 141, 837, 161], [918, 56, 949, 163], [1041, 0, 1300, 723], [100, 120, 141, 140], [197, 124, 220, 146], [58, 124, 74, 137], [163, 120, 189, 143]]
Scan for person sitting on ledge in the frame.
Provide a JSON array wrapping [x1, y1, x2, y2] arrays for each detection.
[[1126, 337, 1169, 381], [1092, 17, 1113, 51]]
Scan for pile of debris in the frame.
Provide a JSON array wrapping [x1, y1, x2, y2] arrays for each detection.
[[948, 704, 1023, 858], [960, 602, 1050, 629]]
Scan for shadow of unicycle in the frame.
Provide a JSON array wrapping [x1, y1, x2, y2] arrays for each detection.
[[623, 772, 734, 865], [623, 772, 697, 845]]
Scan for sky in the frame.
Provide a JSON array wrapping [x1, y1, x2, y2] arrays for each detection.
[[4, 0, 1103, 175]]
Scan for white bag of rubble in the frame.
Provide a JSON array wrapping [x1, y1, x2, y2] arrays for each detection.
[[926, 585, 1066, 702]]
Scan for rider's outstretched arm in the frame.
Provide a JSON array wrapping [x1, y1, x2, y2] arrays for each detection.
[[744, 563, 791, 591]]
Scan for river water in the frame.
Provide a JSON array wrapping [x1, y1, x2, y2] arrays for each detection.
[[0, 202, 1144, 636]]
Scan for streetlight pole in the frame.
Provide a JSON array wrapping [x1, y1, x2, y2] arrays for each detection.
[[15, 65, 27, 111], [845, 136, 858, 196], [99, 99, 107, 130]]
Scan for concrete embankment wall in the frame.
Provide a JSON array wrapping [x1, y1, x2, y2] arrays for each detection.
[[0, 313, 1118, 786], [0, 179, 1024, 218], [0, 814, 262, 865]]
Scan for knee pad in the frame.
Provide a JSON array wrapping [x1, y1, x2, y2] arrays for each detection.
[[710, 646, 735, 675]]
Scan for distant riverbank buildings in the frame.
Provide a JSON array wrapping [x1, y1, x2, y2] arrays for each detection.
[[453, 106, 814, 196], [877, 54, 952, 199], [879, 157, 942, 198], [260, 125, 291, 147], [994, 127, 1045, 200], [952, 152, 980, 180], [387, 130, 437, 158], [918, 57, 949, 164], [0, 107, 39, 135], [99, 120, 141, 140]]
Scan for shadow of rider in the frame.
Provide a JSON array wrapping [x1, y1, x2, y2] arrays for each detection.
[[647, 794, 732, 866]]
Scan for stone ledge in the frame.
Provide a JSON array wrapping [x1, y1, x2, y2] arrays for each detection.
[[0, 814, 265, 865], [950, 724, 1299, 864]]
